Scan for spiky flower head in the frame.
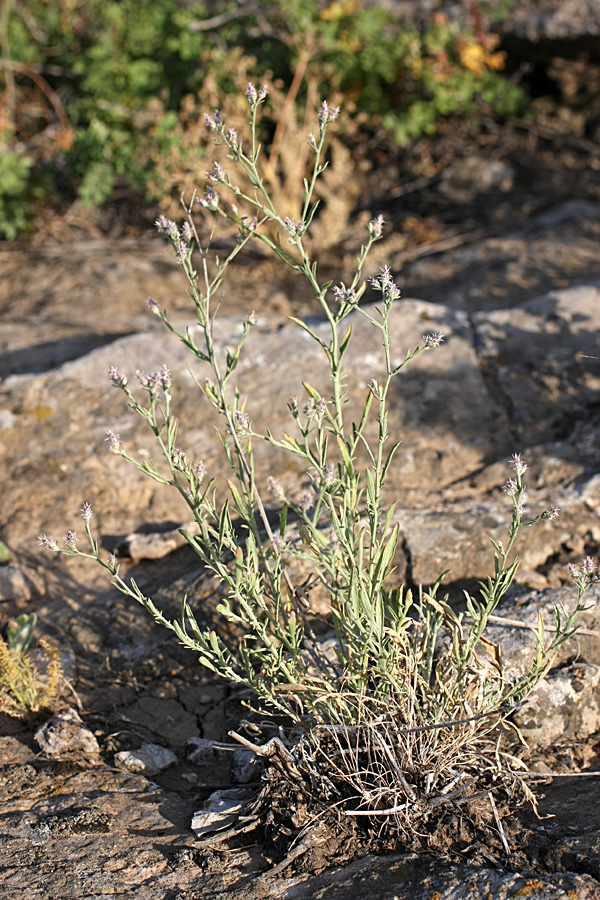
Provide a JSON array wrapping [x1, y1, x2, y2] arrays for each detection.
[[582, 556, 596, 575], [105, 430, 121, 453], [39, 534, 59, 551], [332, 285, 358, 306], [206, 162, 226, 184], [198, 186, 220, 211], [423, 332, 445, 348], [368, 215, 385, 238], [511, 453, 528, 476], [160, 364, 171, 391], [108, 366, 128, 388], [543, 506, 560, 520], [81, 502, 93, 521], [318, 101, 340, 124], [267, 476, 286, 502]]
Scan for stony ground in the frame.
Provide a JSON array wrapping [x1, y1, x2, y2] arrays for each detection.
[[2, 58, 600, 897]]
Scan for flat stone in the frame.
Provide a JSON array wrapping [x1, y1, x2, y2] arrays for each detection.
[[115, 743, 178, 775], [0, 564, 44, 602], [191, 787, 253, 837], [34, 707, 100, 757]]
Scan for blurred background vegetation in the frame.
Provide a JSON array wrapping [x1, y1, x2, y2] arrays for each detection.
[[0, 0, 527, 240]]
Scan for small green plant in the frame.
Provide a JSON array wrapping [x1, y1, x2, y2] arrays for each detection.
[[0, 614, 63, 717], [40, 89, 595, 851]]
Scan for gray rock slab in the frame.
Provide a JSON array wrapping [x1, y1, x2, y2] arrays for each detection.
[[191, 787, 253, 837], [472, 283, 600, 447], [0, 564, 44, 603], [114, 742, 178, 775], [34, 707, 100, 757]]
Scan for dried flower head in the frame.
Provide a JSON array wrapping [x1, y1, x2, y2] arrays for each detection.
[[81, 502, 93, 521]]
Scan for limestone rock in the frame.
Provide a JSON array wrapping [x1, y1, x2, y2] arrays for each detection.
[[120, 520, 200, 562], [191, 787, 253, 837], [34, 707, 100, 757], [514, 662, 600, 747], [115, 743, 178, 775], [0, 564, 44, 603]]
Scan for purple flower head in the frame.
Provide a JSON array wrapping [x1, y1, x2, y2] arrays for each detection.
[[148, 297, 160, 316], [323, 463, 337, 487], [370, 265, 401, 301], [267, 476, 285, 502], [543, 506, 560, 520], [81, 502, 93, 522], [511, 453, 528, 476], [283, 217, 306, 239], [368, 215, 385, 238], [582, 556, 596, 575], [299, 490, 314, 512], [198, 186, 220, 211], [206, 162, 226, 184], [65, 530, 78, 548], [234, 410, 250, 434], [423, 332, 445, 348], [332, 285, 357, 305], [181, 221, 193, 243], [39, 534, 58, 551], [245, 83, 257, 103], [160, 364, 171, 391], [568, 562, 579, 578], [193, 460, 206, 480], [204, 110, 223, 130], [226, 128, 238, 148], [108, 366, 128, 388], [171, 448, 187, 469], [318, 101, 340, 124], [257, 85, 268, 101], [175, 239, 190, 263], [154, 214, 174, 234], [105, 430, 121, 453], [503, 478, 517, 496]]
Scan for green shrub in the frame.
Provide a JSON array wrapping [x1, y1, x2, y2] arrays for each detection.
[[0, 149, 33, 239], [1, 0, 527, 236]]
